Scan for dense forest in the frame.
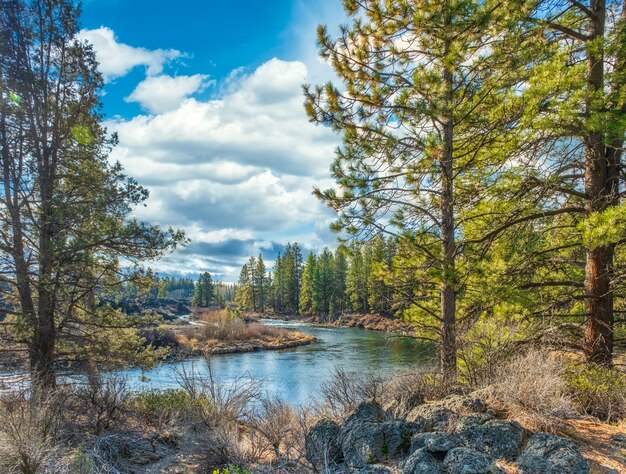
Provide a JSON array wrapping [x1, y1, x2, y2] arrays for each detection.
[[234, 237, 396, 318]]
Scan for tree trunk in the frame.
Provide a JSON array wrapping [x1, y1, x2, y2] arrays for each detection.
[[32, 181, 57, 395], [583, 0, 613, 366], [440, 64, 457, 384]]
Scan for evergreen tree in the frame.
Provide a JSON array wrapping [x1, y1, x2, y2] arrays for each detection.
[[299, 253, 317, 315], [332, 246, 349, 315], [305, 0, 522, 382], [0, 0, 184, 394], [254, 254, 268, 312], [193, 272, 214, 307], [314, 248, 335, 318]]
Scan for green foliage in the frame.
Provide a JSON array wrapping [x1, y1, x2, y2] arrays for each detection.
[[193, 272, 215, 307], [129, 389, 213, 423], [565, 364, 626, 421], [212, 466, 251, 474]]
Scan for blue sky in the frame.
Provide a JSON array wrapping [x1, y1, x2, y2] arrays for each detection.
[[79, 0, 346, 280]]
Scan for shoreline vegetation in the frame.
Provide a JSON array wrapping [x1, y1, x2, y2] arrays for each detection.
[[249, 311, 417, 336], [144, 309, 317, 357]]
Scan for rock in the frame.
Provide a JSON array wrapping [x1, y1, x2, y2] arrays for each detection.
[[410, 431, 462, 455], [402, 448, 443, 474], [408, 395, 487, 422], [345, 401, 388, 426], [340, 420, 422, 468], [305, 419, 343, 472], [455, 415, 524, 460], [443, 447, 497, 474], [407, 406, 459, 431], [517, 433, 589, 474]]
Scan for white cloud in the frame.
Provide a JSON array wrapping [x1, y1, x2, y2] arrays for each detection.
[[78, 27, 182, 81], [108, 58, 338, 180], [106, 57, 340, 277], [126, 74, 212, 114]]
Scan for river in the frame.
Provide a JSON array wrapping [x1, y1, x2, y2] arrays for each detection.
[[114, 319, 436, 405]]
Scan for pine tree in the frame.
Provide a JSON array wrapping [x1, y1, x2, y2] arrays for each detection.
[[305, 0, 522, 382], [300, 253, 317, 315], [0, 0, 184, 394], [193, 272, 214, 307]]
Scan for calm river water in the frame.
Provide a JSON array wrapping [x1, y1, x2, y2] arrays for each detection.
[[115, 319, 435, 405]]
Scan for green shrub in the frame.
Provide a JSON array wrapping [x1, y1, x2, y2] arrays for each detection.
[[212, 466, 251, 474], [129, 388, 212, 424], [565, 364, 626, 422]]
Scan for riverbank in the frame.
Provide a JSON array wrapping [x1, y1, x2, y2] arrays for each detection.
[[247, 311, 417, 336], [145, 310, 317, 357]]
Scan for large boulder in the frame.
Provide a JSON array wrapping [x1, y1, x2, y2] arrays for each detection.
[[410, 431, 462, 455], [455, 414, 524, 460], [407, 395, 487, 421], [443, 447, 497, 474], [340, 420, 422, 468], [402, 448, 443, 474], [344, 401, 388, 426], [517, 433, 590, 474], [305, 419, 343, 472]]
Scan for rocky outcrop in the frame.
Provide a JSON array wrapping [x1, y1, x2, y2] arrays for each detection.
[[305, 400, 590, 474], [453, 414, 524, 460], [305, 419, 343, 471], [517, 433, 590, 474]]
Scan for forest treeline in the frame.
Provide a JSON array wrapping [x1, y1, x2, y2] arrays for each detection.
[[112, 274, 235, 307], [234, 238, 396, 318]]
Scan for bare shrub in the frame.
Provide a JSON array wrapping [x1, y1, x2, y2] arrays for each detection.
[[492, 348, 574, 430], [250, 398, 298, 460], [317, 367, 386, 419], [176, 361, 260, 429], [184, 311, 293, 344], [383, 369, 452, 417], [70, 374, 130, 434], [0, 392, 62, 474]]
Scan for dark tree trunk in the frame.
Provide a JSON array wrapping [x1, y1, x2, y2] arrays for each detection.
[[440, 64, 457, 384], [583, 0, 614, 366]]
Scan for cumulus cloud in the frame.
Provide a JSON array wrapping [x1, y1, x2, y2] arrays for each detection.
[[78, 27, 182, 81], [126, 74, 212, 114], [105, 56, 340, 278], [81, 23, 344, 278], [108, 58, 336, 177]]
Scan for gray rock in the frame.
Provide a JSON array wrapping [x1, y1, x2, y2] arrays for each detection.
[[407, 395, 487, 422], [402, 448, 443, 474], [611, 433, 626, 447], [455, 415, 523, 460], [406, 406, 459, 431], [443, 447, 496, 474], [517, 433, 590, 474], [410, 431, 462, 455], [340, 420, 422, 468], [305, 419, 343, 472], [345, 401, 388, 426]]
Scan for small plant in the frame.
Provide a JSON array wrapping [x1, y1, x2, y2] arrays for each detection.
[[565, 364, 626, 422], [212, 466, 251, 474]]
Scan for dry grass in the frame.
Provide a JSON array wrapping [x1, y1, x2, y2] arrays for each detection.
[[158, 310, 316, 355]]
